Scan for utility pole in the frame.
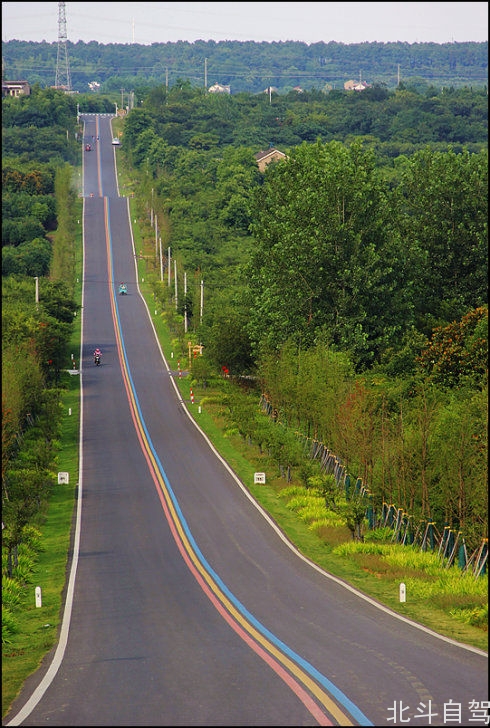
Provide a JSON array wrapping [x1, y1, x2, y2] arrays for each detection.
[[184, 271, 188, 332], [174, 260, 178, 310], [204, 58, 207, 89], [55, 2, 72, 92], [200, 280, 204, 324]]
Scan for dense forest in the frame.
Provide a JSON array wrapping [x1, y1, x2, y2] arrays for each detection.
[[2, 38, 488, 95], [1, 78, 488, 579]]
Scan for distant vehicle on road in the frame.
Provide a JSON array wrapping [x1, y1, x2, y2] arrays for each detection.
[[112, 138, 121, 146], [85, 144, 91, 151]]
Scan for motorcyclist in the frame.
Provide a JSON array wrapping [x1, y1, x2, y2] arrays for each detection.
[[94, 347, 102, 364]]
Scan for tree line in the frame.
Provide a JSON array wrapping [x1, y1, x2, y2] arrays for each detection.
[[2, 88, 80, 569], [2, 38, 487, 95]]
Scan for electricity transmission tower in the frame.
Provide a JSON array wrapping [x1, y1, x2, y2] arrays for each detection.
[[54, 2, 72, 92]]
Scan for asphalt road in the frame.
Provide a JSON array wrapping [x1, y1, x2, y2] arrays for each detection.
[[4, 115, 488, 727]]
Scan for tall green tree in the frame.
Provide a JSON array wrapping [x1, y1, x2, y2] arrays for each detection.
[[393, 147, 488, 332], [245, 139, 410, 369], [430, 386, 488, 547]]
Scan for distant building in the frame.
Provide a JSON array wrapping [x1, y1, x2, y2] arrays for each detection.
[[208, 82, 231, 94], [2, 80, 31, 97], [344, 79, 371, 91], [254, 147, 287, 172]]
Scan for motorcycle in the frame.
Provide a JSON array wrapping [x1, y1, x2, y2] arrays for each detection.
[[94, 353, 101, 366], [118, 283, 127, 295]]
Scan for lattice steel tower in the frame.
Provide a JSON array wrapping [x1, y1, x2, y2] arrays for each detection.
[[55, 2, 72, 91]]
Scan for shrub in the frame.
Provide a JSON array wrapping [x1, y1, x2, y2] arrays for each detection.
[[450, 604, 488, 629], [20, 525, 43, 552], [364, 527, 394, 543], [2, 578, 23, 609], [2, 607, 19, 644], [278, 485, 307, 500], [11, 552, 36, 584]]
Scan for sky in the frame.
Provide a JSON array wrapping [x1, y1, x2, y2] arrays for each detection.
[[2, 2, 488, 45]]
